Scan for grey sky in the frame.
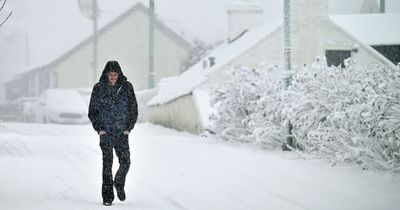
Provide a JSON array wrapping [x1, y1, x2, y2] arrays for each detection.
[[3, 0, 400, 44]]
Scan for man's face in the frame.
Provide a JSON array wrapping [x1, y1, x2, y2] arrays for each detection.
[[107, 71, 119, 85]]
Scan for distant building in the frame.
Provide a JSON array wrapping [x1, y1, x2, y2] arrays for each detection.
[[3, 3, 191, 101], [147, 0, 400, 134]]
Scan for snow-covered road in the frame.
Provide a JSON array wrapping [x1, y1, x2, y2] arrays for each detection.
[[0, 123, 399, 210]]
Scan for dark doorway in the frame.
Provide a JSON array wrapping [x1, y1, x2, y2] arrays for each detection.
[[325, 50, 351, 67]]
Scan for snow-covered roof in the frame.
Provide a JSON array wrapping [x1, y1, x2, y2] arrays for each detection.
[[330, 13, 400, 45], [148, 20, 281, 106]]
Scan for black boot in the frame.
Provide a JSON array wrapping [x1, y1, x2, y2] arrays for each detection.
[[114, 181, 126, 201], [116, 188, 126, 201]]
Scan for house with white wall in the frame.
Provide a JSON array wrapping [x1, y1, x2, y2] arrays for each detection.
[[147, 0, 400, 134], [3, 2, 191, 101]]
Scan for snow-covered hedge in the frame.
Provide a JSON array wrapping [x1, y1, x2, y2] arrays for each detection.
[[210, 61, 400, 171], [210, 64, 286, 148]]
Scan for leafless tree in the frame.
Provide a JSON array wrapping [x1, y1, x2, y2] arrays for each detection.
[[0, 0, 12, 28]]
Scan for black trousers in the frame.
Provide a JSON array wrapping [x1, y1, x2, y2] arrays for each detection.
[[99, 133, 131, 202]]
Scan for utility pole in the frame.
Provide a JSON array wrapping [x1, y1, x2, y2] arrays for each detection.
[[148, 0, 155, 89], [283, 0, 294, 150], [78, 0, 98, 84], [92, 0, 98, 85]]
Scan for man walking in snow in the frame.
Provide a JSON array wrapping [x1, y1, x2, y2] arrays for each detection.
[[88, 61, 138, 206]]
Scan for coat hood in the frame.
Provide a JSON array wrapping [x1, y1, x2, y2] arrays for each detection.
[[99, 61, 127, 84]]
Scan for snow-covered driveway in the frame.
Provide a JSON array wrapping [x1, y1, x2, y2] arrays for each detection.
[[0, 123, 399, 210]]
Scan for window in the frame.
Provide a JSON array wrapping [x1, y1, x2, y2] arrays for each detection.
[[372, 45, 400, 65], [325, 50, 351, 67]]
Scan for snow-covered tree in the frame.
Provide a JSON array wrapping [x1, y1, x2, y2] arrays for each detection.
[[180, 38, 216, 72]]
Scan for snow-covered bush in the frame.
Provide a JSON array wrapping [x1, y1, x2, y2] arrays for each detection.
[[210, 64, 287, 148], [211, 60, 400, 171], [288, 60, 400, 170]]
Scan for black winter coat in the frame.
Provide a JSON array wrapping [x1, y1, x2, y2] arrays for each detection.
[[88, 68, 138, 134]]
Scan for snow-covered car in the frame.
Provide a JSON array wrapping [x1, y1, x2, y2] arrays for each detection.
[[75, 88, 92, 106], [33, 89, 89, 124]]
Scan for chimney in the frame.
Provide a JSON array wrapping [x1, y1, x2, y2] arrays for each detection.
[[227, 0, 263, 42]]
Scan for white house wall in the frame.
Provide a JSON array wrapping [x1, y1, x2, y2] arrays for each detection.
[[55, 44, 93, 88], [55, 9, 189, 90]]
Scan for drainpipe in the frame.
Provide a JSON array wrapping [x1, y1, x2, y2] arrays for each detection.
[[93, 0, 98, 85]]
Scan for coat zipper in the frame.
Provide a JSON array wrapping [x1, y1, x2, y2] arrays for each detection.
[[117, 84, 124, 96]]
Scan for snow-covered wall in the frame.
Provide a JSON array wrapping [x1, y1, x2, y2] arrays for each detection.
[[148, 94, 204, 134], [136, 88, 159, 123]]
